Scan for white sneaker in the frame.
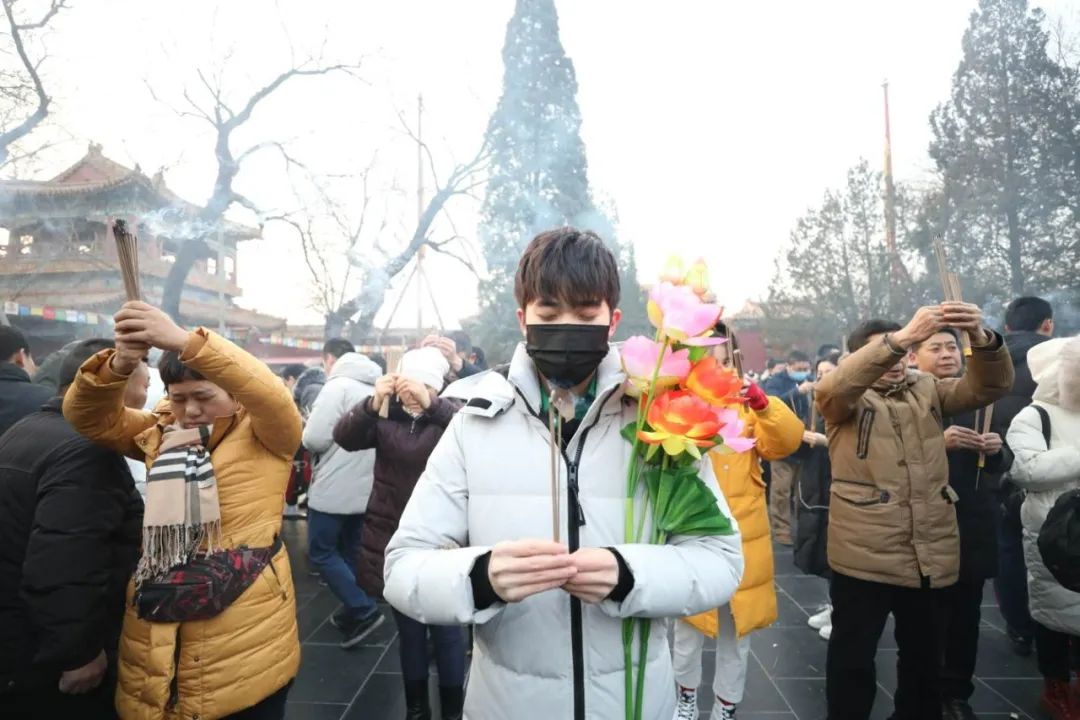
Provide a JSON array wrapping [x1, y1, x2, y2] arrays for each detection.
[[710, 700, 737, 719], [808, 604, 832, 630], [674, 687, 699, 720], [819, 623, 832, 641]]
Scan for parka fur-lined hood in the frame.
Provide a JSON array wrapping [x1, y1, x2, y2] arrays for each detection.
[[1029, 336, 1080, 411]]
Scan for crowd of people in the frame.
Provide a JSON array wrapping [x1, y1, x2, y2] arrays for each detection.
[[0, 227, 1078, 720]]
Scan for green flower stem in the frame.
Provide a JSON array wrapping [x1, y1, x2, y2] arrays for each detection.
[[633, 618, 651, 720], [622, 331, 671, 719]]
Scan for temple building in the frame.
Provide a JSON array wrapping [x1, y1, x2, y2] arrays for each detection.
[[0, 143, 285, 355]]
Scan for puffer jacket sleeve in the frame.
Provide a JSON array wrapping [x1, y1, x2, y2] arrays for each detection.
[[751, 397, 805, 461], [1007, 406, 1080, 491], [21, 441, 127, 670], [63, 350, 158, 459], [601, 455, 745, 619], [938, 332, 1015, 416], [303, 377, 364, 454], [179, 329, 302, 459], [815, 337, 906, 425], [383, 414, 499, 625]]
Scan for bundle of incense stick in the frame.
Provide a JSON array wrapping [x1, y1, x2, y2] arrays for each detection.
[[977, 404, 995, 469], [113, 219, 141, 301], [932, 238, 972, 356], [549, 411, 562, 543]]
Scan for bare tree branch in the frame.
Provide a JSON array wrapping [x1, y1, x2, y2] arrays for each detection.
[[0, 0, 67, 165]]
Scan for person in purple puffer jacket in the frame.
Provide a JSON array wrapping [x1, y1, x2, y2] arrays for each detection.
[[333, 346, 464, 720]]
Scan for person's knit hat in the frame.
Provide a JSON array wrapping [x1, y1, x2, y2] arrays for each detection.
[[399, 347, 449, 392]]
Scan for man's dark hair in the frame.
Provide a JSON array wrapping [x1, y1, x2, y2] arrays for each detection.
[[471, 346, 488, 371], [0, 325, 31, 363], [368, 353, 388, 374], [322, 338, 355, 359], [909, 327, 961, 352], [281, 363, 306, 382], [1004, 296, 1053, 333], [58, 339, 115, 392], [514, 227, 620, 312], [159, 351, 206, 388], [766, 357, 781, 371], [447, 330, 472, 355], [847, 319, 903, 352], [816, 343, 840, 360], [787, 349, 810, 364]]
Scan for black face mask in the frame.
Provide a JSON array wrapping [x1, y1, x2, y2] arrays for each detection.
[[525, 324, 610, 390]]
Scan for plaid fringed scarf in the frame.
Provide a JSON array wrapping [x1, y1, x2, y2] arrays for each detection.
[[135, 424, 222, 583]]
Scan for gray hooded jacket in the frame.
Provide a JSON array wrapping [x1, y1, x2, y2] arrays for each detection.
[[302, 353, 381, 515], [384, 344, 744, 720]]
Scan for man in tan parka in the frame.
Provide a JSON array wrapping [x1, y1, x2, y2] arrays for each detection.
[[815, 303, 1013, 720]]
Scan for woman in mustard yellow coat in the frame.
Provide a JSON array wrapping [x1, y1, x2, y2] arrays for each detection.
[[672, 324, 804, 720], [64, 302, 302, 720]]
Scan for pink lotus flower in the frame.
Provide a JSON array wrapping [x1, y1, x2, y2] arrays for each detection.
[[621, 336, 691, 397], [714, 407, 756, 453], [647, 281, 723, 341]]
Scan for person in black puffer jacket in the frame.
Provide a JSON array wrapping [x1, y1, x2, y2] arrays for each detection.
[[991, 297, 1055, 658], [0, 325, 52, 438], [334, 347, 464, 720], [0, 339, 146, 720], [910, 329, 1013, 720]]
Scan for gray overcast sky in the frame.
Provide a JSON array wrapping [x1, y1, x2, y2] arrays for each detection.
[[13, 0, 1080, 329]]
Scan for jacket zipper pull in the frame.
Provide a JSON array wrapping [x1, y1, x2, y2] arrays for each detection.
[[568, 463, 586, 527]]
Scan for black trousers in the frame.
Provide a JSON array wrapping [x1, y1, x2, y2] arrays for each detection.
[[939, 577, 984, 701], [222, 682, 292, 720], [0, 677, 118, 720], [1035, 623, 1077, 682], [826, 572, 945, 720]]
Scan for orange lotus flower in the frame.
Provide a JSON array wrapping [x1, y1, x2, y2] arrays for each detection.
[[683, 356, 744, 407], [638, 390, 722, 459]]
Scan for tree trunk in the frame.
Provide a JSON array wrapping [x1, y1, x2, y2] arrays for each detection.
[[162, 239, 212, 324]]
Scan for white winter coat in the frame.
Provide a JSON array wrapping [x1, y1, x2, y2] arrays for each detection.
[[1006, 336, 1080, 636], [384, 345, 745, 720], [302, 353, 381, 515]]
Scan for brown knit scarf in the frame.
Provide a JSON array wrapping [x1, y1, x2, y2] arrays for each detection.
[[135, 424, 222, 583]]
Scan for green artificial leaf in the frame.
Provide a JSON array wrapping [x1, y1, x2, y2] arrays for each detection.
[[687, 345, 710, 363], [652, 469, 736, 537], [621, 422, 638, 445]]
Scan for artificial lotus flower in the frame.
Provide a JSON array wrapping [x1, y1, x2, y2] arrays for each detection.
[[622, 336, 691, 397], [647, 281, 723, 342], [683, 258, 710, 297], [638, 390, 722, 459], [659, 255, 686, 285], [714, 407, 757, 453], [683, 355, 744, 407]]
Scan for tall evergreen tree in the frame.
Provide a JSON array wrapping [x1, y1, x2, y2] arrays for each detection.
[[929, 0, 1080, 297], [473, 0, 631, 362]]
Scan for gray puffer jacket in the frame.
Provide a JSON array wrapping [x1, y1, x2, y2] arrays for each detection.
[[1007, 337, 1080, 636], [302, 353, 381, 515], [385, 344, 744, 720]]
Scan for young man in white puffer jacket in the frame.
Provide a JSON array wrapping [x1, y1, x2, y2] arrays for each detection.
[[1007, 335, 1080, 718], [384, 228, 745, 720]]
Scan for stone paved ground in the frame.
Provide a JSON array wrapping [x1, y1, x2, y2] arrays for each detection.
[[281, 521, 1039, 720]]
